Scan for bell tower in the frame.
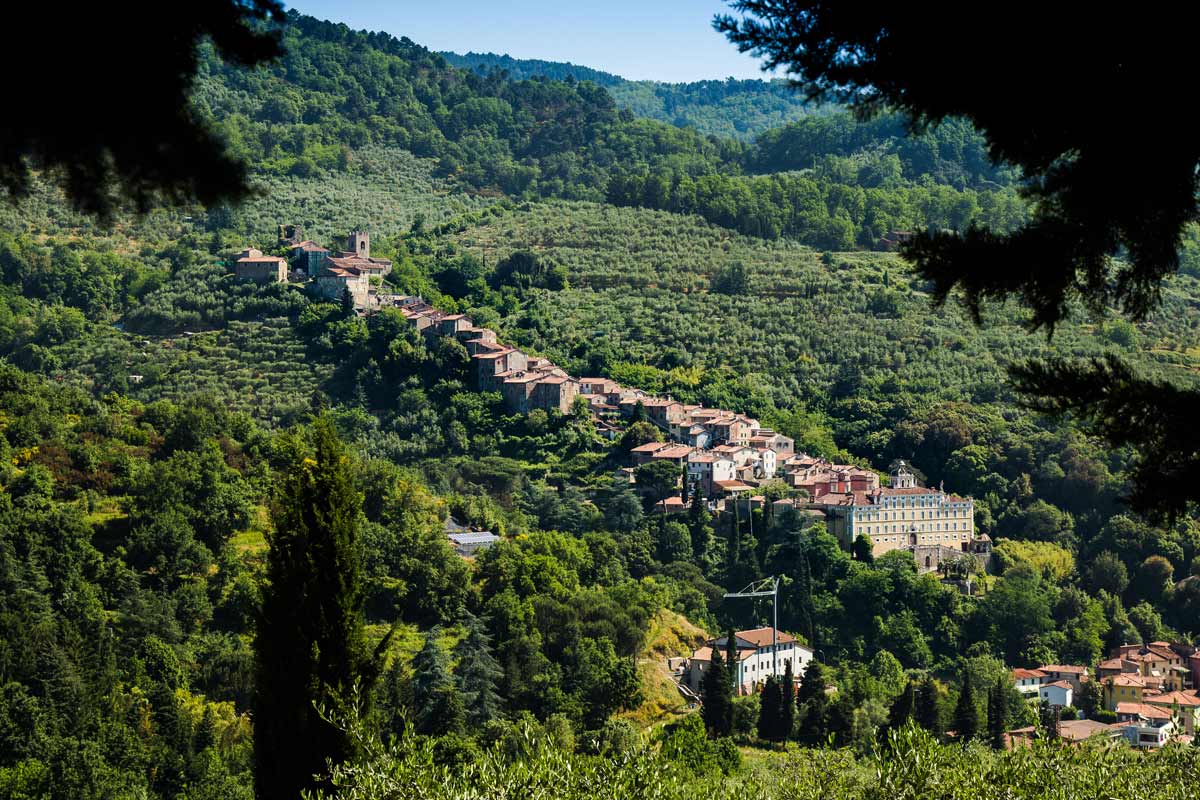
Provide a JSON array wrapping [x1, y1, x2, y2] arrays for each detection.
[[348, 230, 369, 259], [890, 460, 916, 489]]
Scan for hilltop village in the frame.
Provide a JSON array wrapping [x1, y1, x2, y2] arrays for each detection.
[[228, 227, 1200, 751], [229, 227, 988, 569]]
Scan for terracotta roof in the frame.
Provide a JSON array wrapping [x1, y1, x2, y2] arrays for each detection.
[[691, 646, 756, 663], [1145, 691, 1200, 707], [1099, 658, 1129, 670], [714, 480, 753, 491], [1041, 665, 1088, 674], [1116, 702, 1172, 720], [1057, 719, 1122, 742], [1042, 680, 1074, 690], [1109, 674, 1149, 687], [237, 256, 286, 263], [1012, 668, 1048, 680], [732, 627, 800, 648], [652, 446, 695, 459], [472, 350, 514, 360], [630, 442, 670, 453]]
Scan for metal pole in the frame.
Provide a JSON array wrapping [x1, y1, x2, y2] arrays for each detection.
[[772, 576, 777, 676]]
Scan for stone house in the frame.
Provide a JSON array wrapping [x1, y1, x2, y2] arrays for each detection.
[[474, 349, 528, 391], [530, 376, 580, 414], [315, 264, 369, 307], [288, 241, 331, 276]]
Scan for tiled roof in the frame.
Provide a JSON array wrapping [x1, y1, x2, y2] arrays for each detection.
[[1012, 668, 1048, 680], [732, 627, 800, 648], [1145, 690, 1200, 707], [652, 446, 695, 459], [1041, 665, 1088, 674], [1109, 674, 1149, 687], [1116, 702, 1172, 719], [691, 646, 756, 663]]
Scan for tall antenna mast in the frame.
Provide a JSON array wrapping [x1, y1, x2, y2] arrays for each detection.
[[723, 576, 781, 675]]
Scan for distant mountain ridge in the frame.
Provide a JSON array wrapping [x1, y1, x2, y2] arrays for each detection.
[[440, 49, 817, 140], [439, 50, 625, 86]]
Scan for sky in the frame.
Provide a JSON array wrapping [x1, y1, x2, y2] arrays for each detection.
[[290, 1, 772, 83]]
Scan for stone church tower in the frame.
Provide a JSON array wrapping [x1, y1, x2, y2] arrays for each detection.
[[348, 230, 369, 259]]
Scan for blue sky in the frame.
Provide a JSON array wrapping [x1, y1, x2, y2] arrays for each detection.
[[290, 1, 772, 82]]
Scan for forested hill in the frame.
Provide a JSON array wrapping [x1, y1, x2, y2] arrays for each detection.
[[439, 50, 625, 86], [3, 7, 1200, 800], [440, 49, 815, 140], [195, 10, 1025, 250]]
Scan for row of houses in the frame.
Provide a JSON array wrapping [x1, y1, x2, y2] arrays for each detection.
[[1011, 641, 1200, 747], [394, 294, 982, 562], [229, 240, 983, 567]]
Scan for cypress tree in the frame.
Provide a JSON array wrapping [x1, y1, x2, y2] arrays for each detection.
[[757, 675, 781, 741], [724, 629, 740, 692], [796, 660, 829, 745], [987, 679, 1009, 751], [914, 676, 943, 737], [826, 693, 855, 747], [779, 660, 796, 740], [952, 669, 980, 745], [255, 415, 371, 800], [411, 626, 463, 736], [453, 612, 503, 729], [701, 646, 733, 737], [340, 286, 356, 316], [888, 680, 916, 730]]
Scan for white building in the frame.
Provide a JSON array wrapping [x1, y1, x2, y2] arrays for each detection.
[[688, 452, 736, 496], [1038, 680, 1073, 709], [448, 531, 498, 556], [687, 627, 813, 695], [1012, 668, 1048, 695]]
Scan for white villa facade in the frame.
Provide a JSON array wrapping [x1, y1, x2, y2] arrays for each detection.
[[687, 627, 813, 695]]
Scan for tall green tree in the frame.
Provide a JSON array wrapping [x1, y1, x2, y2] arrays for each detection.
[[411, 626, 464, 736], [757, 675, 782, 742], [987, 679, 1009, 751], [915, 676, 943, 737], [453, 613, 503, 729], [255, 415, 371, 800], [779, 660, 796, 739], [701, 647, 734, 737], [888, 680, 916, 731], [796, 660, 829, 745], [724, 629, 740, 691], [951, 669, 980, 745]]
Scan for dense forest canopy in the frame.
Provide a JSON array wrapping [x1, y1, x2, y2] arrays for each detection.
[[1, 8, 1199, 800]]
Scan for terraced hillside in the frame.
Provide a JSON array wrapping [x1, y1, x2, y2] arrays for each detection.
[[52, 317, 331, 426], [449, 200, 1200, 451]]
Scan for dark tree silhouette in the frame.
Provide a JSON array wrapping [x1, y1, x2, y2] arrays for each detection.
[[2, 2, 285, 222], [716, 4, 1200, 517], [701, 647, 734, 737], [255, 415, 372, 800]]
